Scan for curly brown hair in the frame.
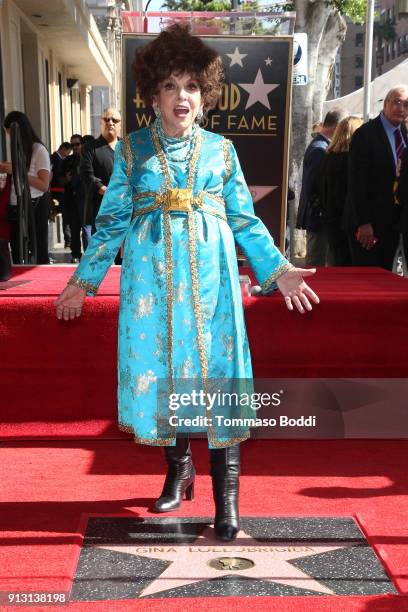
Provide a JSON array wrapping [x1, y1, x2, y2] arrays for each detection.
[[132, 24, 224, 112]]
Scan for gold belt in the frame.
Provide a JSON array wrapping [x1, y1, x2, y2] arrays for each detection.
[[132, 188, 226, 221]]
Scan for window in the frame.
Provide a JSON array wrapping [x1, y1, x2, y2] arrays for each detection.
[[355, 55, 363, 68], [355, 32, 364, 47], [355, 76, 363, 89]]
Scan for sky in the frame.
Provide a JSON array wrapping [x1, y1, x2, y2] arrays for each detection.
[[145, 0, 166, 10]]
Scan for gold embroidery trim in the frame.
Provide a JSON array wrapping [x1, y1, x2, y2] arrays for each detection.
[[187, 211, 208, 381], [150, 123, 238, 445], [124, 136, 132, 180], [164, 211, 174, 399], [67, 275, 98, 295], [261, 262, 295, 293], [208, 434, 250, 447], [118, 422, 248, 447], [187, 130, 201, 190], [186, 209, 218, 442], [131, 195, 227, 222], [133, 191, 157, 202], [201, 191, 225, 208], [132, 202, 163, 217], [223, 138, 232, 184], [117, 422, 134, 433], [150, 126, 173, 189], [118, 422, 176, 445]]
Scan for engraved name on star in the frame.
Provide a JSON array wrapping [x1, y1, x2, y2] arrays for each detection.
[[97, 526, 354, 597], [239, 69, 279, 110], [226, 47, 248, 68]]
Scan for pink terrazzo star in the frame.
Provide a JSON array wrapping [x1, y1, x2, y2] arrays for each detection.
[[97, 526, 354, 597]]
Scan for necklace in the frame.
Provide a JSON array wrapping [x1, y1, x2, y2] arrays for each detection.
[[155, 118, 197, 163], [150, 121, 201, 191]]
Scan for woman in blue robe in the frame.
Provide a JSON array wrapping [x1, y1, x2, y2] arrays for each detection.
[[55, 24, 319, 541]]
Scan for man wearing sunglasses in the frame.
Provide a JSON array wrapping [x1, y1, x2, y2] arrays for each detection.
[[80, 108, 122, 262]]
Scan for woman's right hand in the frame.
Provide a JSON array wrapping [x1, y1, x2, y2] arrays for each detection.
[[55, 285, 86, 320]]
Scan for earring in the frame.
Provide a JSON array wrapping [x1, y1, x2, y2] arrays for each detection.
[[196, 107, 204, 124], [153, 105, 161, 119]]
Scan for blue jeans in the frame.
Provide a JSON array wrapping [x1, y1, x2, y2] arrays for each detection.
[[82, 225, 92, 251]]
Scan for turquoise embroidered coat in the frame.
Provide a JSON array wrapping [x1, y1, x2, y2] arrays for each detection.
[[70, 123, 291, 448]]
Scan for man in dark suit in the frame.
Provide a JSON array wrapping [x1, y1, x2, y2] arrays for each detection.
[[62, 135, 84, 263], [80, 107, 121, 236], [50, 142, 73, 248], [296, 109, 346, 266], [398, 142, 408, 267], [344, 85, 408, 270]]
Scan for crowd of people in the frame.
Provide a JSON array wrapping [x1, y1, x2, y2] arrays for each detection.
[[0, 106, 123, 276], [0, 84, 407, 278], [296, 84, 408, 271]]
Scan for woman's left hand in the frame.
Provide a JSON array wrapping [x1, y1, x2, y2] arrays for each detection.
[[0, 161, 12, 174], [276, 267, 320, 313]]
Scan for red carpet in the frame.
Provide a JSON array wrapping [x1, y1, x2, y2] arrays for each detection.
[[2, 439, 408, 610], [2, 266, 408, 439], [2, 266, 408, 609]]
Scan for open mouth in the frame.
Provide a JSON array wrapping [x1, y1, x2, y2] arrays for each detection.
[[174, 106, 190, 118]]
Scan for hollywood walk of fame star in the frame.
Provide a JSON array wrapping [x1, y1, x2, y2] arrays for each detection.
[[226, 47, 248, 68], [265, 57, 273, 66], [96, 526, 354, 598], [238, 69, 280, 110], [249, 186, 278, 204]]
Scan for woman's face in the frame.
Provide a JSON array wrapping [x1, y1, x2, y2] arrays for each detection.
[[153, 72, 202, 137]]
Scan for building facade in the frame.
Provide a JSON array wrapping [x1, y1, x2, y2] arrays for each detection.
[[0, 0, 118, 158], [0, 0, 140, 159], [335, 0, 408, 98], [86, 0, 140, 135]]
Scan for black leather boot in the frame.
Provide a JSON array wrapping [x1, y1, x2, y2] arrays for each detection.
[[209, 443, 240, 541], [154, 437, 195, 512]]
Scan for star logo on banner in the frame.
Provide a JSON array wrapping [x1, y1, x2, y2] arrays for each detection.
[[238, 69, 279, 110], [249, 186, 278, 204], [97, 526, 354, 597], [265, 57, 273, 66], [226, 47, 248, 67]]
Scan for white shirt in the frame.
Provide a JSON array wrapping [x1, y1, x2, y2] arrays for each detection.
[[10, 142, 51, 204]]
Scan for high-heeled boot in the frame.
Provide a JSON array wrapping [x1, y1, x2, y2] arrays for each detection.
[[154, 436, 195, 512], [209, 443, 240, 541]]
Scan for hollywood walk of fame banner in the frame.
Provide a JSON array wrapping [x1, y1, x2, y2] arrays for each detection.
[[122, 34, 293, 251]]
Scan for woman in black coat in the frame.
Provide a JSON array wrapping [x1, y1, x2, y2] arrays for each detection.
[[317, 115, 363, 266]]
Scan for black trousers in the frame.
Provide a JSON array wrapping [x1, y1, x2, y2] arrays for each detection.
[[66, 203, 82, 260], [348, 229, 399, 271], [10, 194, 50, 264], [326, 224, 352, 266]]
